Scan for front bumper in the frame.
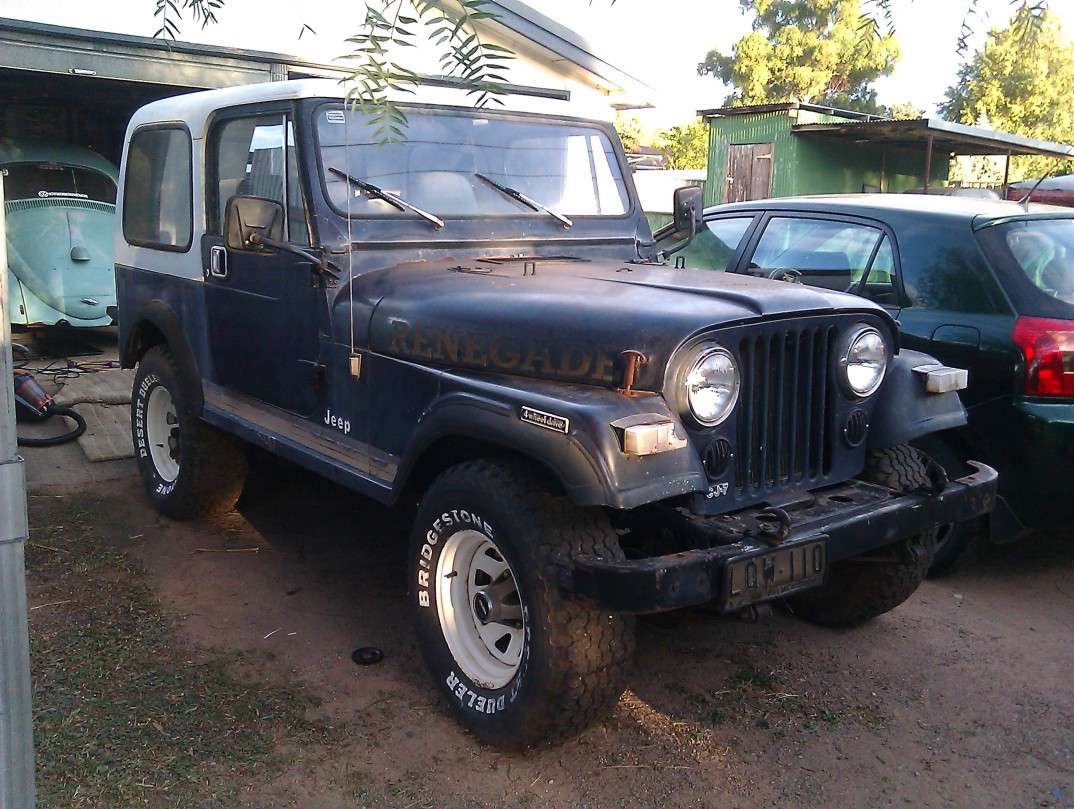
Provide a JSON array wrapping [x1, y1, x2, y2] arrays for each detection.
[[572, 462, 998, 614]]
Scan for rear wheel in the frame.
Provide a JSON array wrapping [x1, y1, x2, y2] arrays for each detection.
[[786, 445, 936, 628], [410, 457, 634, 749], [132, 345, 247, 519]]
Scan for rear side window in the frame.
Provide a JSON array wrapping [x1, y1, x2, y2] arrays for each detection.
[[123, 127, 192, 251], [976, 218, 1074, 319]]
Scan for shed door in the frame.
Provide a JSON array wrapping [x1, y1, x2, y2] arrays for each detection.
[[724, 143, 773, 203]]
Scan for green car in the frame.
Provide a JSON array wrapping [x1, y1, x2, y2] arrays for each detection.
[[1, 140, 118, 328], [656, 194, 1074, 573]]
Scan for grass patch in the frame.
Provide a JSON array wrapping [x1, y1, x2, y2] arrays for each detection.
[[26, 493, 338, 809]]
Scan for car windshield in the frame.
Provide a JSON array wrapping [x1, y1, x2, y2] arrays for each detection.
[[1, 162, 116, 204], [1000, 219, 1074, 306], [314, 106, 629, 219]]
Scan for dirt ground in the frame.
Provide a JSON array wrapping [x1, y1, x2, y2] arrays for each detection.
[[19, 444, 1074, 809], [12, 327, 1074, 808]]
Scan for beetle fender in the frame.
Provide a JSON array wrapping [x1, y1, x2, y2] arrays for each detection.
[[867, 349, 968, 450]]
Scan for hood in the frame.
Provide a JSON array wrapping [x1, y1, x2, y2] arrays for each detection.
[[5, 202, 116, 322], [347, 256, 888, 391]]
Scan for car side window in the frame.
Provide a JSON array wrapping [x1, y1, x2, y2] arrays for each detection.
[[122, 127, 192, 251], [673, 216, 753, 270], [749, 216, 896, 302], [211, 115, 309, 246]]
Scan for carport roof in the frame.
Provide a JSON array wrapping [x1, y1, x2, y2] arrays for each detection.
[[790, 117, 1074, 161], [697, 102, 1074, 160]]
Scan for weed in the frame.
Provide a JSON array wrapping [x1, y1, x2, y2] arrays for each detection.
[[26, 493, 341, 808]]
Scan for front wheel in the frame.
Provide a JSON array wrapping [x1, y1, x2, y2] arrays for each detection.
[[410, 458, 634, 749], [786, 445, 936, 628], [132, 345, 248, 519]]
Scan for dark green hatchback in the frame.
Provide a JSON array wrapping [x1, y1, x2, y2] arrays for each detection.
[[655, 194, 1074, 573]]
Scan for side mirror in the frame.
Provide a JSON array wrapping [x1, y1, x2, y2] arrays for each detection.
[[672, 186, 703, 233], [224, 195, 285, 251]]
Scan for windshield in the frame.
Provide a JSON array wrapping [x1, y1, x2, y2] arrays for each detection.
[[314, 106, 629, 219], [1, 162, 116, 204], [993, 219, 1074, 312]]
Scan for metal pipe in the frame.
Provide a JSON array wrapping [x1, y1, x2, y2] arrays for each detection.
[[924, 134, 934, 191], [0, 171, 36, 809]]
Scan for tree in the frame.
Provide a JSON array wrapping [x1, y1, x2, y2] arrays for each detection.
[[884, 101, 924, 120], [698, 0, 900, 114], [613, 115, 645, 154], [655, 119, 708, 170], [940, 5, 1074, 180]]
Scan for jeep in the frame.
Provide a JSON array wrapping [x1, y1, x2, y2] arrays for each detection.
[[115, 80, 996, 750]]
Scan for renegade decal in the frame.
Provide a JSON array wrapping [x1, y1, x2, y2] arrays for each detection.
[[388, 319, 619, 384]]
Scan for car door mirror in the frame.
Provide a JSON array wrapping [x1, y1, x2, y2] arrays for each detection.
[[224, 195, 285, 251], [672, 186, 703, 233]]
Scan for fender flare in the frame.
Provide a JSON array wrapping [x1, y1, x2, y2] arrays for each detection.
[[121, 300, 205, 411], [394, 390, 706, 509], [867, 349, 968, 450]]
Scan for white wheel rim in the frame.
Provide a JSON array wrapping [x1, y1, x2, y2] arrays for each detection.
[[436, 528, 525, 689], [145, 385, 180, 483]]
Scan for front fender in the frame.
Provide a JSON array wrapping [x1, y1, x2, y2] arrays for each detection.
[[396, 371, 707, 509], [867, 349, 968, 449]]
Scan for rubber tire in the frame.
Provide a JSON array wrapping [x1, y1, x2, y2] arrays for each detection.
[[786, 445, 937, 628], [910, 433, 984, 577], [132, 345, 248, 519], [410, 457, 634, 750]]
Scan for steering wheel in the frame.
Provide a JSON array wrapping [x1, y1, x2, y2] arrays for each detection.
[[767, 267, 802, 283]]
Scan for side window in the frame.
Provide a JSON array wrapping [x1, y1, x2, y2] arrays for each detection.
[[673, 216, 753, 270], [122, 127, 192, 251], [212, 115, 308, 245], [749, 216, 890, 296]]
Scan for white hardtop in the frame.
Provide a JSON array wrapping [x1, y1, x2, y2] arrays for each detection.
[[125, 78, 591, 141]]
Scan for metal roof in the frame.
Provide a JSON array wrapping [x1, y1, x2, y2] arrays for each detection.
[[698, 101, 886, 122], [791, 117, 1074, 160]]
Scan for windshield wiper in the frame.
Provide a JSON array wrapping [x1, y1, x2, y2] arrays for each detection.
[[474, 173, 572, 229], [328, 166, 444, 230]]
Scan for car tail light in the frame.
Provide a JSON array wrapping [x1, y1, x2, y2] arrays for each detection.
[[1012, 316, 1074, 395]]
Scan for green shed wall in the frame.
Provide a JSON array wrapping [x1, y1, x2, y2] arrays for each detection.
[[705, 108, 949, 204]]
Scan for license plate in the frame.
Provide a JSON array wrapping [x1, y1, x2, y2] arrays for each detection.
[[721, 539, 827, 611]]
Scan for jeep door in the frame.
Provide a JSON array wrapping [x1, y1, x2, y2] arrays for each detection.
[[202, 111, 322, 417]]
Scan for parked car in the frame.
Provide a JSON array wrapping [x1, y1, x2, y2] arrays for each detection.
[[1, 139, 118, 328], [655, 193, 1073, 573], [115, 81, 995, 748]]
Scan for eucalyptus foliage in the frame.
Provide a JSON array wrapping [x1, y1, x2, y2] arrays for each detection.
[[698, 0, 900, 114]]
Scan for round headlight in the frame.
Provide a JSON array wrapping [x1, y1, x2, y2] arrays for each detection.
[[686, 347, 740, 426], [840, 326, 887, 397]]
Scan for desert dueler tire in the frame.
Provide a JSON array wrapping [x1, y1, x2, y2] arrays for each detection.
[[132, 345, 248, 519], [410, 457, 635, 750], [786, 444, 937, 628]]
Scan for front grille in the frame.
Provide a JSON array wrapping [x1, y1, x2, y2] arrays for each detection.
[[734, 324, 836, 494]]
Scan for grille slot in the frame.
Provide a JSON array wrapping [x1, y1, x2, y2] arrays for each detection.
[[735, 325, 835, 494]]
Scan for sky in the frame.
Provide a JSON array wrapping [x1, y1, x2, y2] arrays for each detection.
[[1, 0, 1072, 132]]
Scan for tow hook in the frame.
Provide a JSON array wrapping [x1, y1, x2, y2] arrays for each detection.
[[737, 603, 773, 623], [902, 540, 929, 566]]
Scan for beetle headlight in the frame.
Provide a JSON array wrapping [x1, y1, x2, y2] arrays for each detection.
[[839, 325, 887, 397], [686, 347, 740, 426]]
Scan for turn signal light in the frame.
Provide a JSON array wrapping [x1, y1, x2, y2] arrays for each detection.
[[1012, 316, 1074, 396]]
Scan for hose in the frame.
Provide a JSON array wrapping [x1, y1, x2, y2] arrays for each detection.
[[17, 404, 87, 447]]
